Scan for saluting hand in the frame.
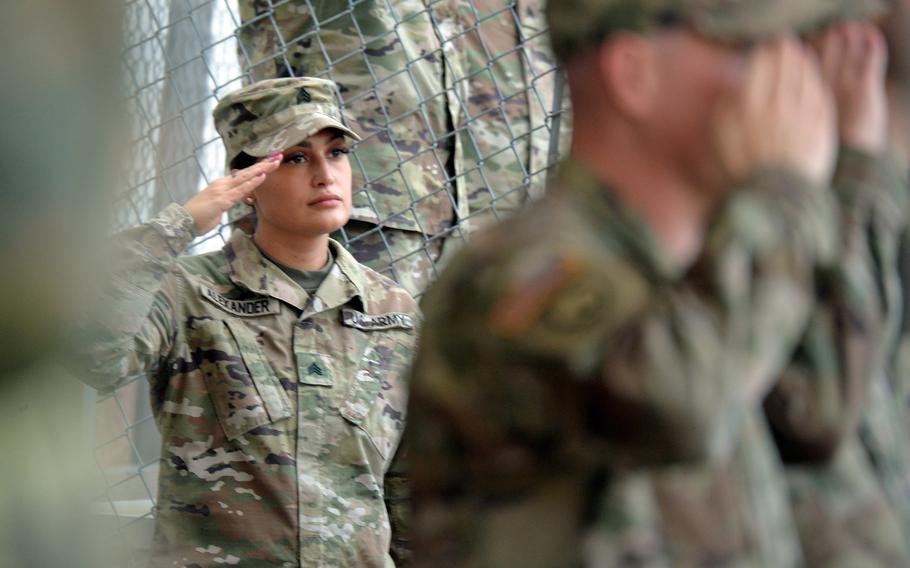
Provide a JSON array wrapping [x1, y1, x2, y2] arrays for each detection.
[[183, 151, 282, 235], [812, 22, 888, 154], [713, 37, 837, 187]]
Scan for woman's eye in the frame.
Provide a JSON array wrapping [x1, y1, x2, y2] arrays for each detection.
[[285, 153, 308, 164], [330, 147, 350, 158]]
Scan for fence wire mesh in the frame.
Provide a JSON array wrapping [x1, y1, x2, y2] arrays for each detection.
[[95, 0, 570, 562]]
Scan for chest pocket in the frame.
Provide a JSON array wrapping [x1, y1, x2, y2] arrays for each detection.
[[189, 319, 293, 440], [339, 333, 412, 462]]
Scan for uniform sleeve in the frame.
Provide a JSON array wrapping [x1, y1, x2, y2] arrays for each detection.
[[72, 203, 196, 394], [765, 147, 909, 462]]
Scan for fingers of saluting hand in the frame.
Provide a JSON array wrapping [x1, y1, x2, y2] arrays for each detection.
[[815, 25, 845, 87], [183, 152, 283, 235], [212, 152, 282, 204], [228, 151, 282, 187]]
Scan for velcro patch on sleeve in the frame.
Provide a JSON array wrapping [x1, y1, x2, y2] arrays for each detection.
[[490, 253, 587, 337], [341, 308, 414, 331], [201, 286, 280, 317]]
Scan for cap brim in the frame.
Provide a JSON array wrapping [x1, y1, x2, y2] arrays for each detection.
[[692, 0, 885, 42], [242, 113, 361, 157], [833, 0, 889, 21]]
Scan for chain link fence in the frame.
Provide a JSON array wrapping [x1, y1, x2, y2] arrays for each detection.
[[92, 0, 570, 563]]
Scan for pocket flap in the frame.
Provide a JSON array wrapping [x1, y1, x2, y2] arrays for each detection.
[[338, 336, 409, 460], [191, 319, 291, 440], [224, 320, 293, 424]]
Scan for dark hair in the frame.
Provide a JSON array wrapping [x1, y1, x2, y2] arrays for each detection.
[[229, 129, 350, 170], [230, 151, 258, 171]]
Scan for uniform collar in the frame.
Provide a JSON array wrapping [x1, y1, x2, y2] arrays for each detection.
[[310, 238, 371, 317], [556, 160, 681, 280], [223, 230, 369, 314]]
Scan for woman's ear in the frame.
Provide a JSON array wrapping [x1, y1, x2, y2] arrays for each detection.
[[597, 33, 661, 120]]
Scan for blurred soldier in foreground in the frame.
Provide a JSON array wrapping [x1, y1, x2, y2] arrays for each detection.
[[0, 1, 122, 567], [236, 0, 569, 296], [405, 0, 856, 565], [762, 8, 910, 564], [870, 0, 910, 543]]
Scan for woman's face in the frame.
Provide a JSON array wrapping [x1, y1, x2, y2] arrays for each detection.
[[253, 128, 353, 238]]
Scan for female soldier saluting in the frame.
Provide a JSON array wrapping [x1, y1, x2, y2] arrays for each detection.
[[77, 78, 418, 567]]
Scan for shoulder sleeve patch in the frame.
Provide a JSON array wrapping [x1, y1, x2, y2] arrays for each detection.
[[487, 249, 652, 373], [489, 253, 588, 337]]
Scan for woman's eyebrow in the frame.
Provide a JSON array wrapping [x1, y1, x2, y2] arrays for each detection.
[[290, 133, 344, 149]]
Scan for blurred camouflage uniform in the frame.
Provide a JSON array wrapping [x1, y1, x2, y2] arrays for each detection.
[[0, 2, 123, 567], [404, 1, 909, 566], [236, 0, 569, 296], [408, 160, 837, 566], [873, 0, 910, 545], [766, 6, 910, 559], [885, 182, 910, 545], [765, 146, 910, 567], [74, 79, 420, 567], [866, 152, 910, 545]]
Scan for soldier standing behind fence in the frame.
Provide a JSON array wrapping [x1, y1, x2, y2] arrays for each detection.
[[404, 0, 859, 565], [235, 0, 568, 297]]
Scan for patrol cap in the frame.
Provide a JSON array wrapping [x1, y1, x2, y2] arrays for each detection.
[[213, 77, 360, 169], [546, 0, 880, 59], [833, 0, 889, 20]]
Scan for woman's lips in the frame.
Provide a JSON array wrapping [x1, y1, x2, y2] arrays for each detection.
[[308, 194, 343, 207]]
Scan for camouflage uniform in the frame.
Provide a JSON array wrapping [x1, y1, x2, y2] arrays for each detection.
[[407, 162, 836, 567], [888, 171, 910, 542], [74, 78, 420, 567], [860, 150, 910, 545], [755, 5, 910, 562], [405, 1, 907, 566], [765, 147, 910, 566], [76, 206, 418, 567], [876, 0, 910, 544], [236, 0, 570, 296]]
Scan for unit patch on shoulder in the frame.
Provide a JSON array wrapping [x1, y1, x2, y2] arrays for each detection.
[[490, 253, 587, 337], [201, 286, 280, 317], [341, 309, 414, 331]]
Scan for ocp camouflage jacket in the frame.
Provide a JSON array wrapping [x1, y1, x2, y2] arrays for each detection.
[[79, 203, 419, 567]]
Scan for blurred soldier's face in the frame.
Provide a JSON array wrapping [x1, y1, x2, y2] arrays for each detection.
[[253, 128, 353, 238], [648, 29, 751, 195]]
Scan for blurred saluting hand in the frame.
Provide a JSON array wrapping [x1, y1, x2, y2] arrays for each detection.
[[713, 37, 837, 187]]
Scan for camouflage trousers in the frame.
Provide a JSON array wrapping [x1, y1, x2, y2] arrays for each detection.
[[335, 221, 462, 298]]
